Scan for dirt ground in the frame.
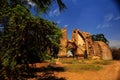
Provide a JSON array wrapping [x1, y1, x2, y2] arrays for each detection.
[[55, 61, 120, 80], [28, 60, 120, 80]]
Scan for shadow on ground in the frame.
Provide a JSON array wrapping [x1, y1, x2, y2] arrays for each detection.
[[22, 64, 66, 80], [117, 69, 120, 80]]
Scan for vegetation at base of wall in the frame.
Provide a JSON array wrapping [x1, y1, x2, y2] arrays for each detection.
[[111, 47, 120, 60]]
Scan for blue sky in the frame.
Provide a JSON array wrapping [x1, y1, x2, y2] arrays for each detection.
[[33, 0, 120, 48]]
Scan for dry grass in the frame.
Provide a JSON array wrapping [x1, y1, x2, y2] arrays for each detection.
[[92, 60, 113, 65], [47, 58, 113, 73], [59, 59, 113, 72], [64, 64, 102, 73]]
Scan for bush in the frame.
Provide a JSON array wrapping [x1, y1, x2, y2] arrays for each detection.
[[111, 48, 120, 60]]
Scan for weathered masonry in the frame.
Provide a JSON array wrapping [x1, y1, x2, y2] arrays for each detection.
[[58, 28, 112, 60]]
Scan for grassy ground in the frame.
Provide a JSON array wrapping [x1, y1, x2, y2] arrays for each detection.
[[47, 58, 113, 73], [28, 59, 117, 80], [64, 64, 102, 73]]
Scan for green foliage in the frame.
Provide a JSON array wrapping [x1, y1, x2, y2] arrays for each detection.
[[0, 2, 62, 80], [91, 34, 109, 45]]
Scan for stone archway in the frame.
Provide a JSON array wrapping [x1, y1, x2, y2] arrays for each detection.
[[66, 40, 77, 58], [58, 28, 112, 60]]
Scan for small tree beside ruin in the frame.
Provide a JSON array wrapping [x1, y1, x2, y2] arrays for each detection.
[[91, 34, 109, 45]]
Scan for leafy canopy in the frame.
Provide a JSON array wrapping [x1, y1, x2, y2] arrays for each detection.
[[0, 0, 64, 79], [91, 34, 109, 45]]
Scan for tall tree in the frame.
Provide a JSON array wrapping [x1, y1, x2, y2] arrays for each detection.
[[0, 0, 64, 79]]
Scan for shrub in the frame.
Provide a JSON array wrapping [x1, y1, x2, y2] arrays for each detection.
[[111, 47, 120, 60]]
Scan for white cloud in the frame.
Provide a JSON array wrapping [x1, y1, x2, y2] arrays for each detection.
[[56, 20, 61, 24], [53, 9, 59, 15], [104, 14, 120, 21], [96, 24, 101, 29], [105, 14, 114, 22], [96, 24, 111, 29], [109, 39, 120, 48], [71, 0, 77, 3], [97, 14, 115, 29], [114, 16, 120, 20], [64, 24, 68, 27], [48, 11, 53, 17], [102, 24, 111, 28], [49, 8, 60, 17], [27, 0, 35, 6]]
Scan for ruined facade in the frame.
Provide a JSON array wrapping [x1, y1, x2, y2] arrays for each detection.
[[58, 28, 112, 60], [58, 28, 67, 57]]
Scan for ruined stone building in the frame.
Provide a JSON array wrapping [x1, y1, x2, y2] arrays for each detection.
[[58, 28, 112, 60]]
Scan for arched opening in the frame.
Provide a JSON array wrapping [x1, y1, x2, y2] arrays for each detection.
[[66, 41, 77, 58]]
